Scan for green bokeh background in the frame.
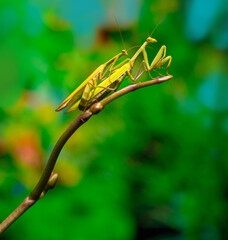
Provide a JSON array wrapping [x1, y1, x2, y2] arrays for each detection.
[[0, 0, 228, 239]]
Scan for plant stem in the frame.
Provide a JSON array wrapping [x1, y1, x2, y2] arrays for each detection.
[[29, 111, 92, 200], [0, 197, 35, 234], [0, 111, 93, 234], [0, 75, 172, 234], [100, 75, 172, 106]]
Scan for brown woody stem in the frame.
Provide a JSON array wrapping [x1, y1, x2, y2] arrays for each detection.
[[0, 75, 172, 234]]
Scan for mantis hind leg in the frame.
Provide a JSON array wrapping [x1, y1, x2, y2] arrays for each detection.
[[133, 62, 146, 81]]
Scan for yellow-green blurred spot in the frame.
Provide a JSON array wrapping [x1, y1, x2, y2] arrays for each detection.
[[56, 159, 82, 187], [44, 12, 70, 31], [35, 105, 57, 125]]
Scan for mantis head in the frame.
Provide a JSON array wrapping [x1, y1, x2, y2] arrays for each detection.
[[146, 37, 158, 44], [121, 50, 128, 56]]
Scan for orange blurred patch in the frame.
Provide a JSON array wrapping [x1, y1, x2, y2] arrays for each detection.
[[4, 126, 44, 169]]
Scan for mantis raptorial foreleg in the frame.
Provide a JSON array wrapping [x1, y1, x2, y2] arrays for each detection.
[[155, 55, 172, 69], [142, 45, 172, 74]]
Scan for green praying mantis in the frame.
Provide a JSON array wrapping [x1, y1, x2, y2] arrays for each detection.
[[56, 36, 172, 113]]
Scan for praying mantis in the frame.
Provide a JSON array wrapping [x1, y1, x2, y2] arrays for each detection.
[[56, 37, 172, 113]]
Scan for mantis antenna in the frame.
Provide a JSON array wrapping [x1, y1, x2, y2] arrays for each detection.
[[114, 16, 127, 52], [149, 17, 165, 37]]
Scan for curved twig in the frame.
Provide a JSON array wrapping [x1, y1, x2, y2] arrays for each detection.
[[0, 75, 172, 234]]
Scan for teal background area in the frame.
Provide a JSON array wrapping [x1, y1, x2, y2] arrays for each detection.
[[0, 0, 228, 239]]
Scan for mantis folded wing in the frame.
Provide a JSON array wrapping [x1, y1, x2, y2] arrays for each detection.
[[56, 50, 128, 112]]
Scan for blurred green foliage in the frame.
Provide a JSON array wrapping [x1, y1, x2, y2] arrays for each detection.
[[0, 0, 228, 239]]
